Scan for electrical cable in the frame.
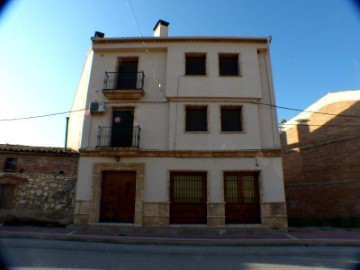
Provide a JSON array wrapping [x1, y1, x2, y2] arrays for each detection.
[[0, 109, 86, 122], [250, 101, 360, 119]]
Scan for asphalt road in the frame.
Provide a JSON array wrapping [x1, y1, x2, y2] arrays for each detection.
[[0, 238, 359, 270]]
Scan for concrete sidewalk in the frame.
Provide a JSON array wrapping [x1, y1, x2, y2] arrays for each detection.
[[0, 225, 359, 246]]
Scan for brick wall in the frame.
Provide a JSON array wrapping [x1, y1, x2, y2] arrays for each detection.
[[281, 99, 360, 226], [0, 147, 78, 225]]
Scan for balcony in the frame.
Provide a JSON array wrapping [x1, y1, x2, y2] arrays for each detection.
[[102, 71, 145, 100], [97, 126, 141, 148]]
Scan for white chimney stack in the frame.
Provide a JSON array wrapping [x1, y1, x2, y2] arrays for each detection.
[[153, 20, 170, 38]]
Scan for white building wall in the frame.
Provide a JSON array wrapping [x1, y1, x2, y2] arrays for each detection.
[[165, 43, 264, 98], [257, 49, 280, 148], [78, 49, 169, 150], [67, 49, 94, 150], [168, 101, 262, 150]]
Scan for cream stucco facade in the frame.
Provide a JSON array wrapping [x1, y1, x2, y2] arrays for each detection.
[[68, 21, 287, 229]]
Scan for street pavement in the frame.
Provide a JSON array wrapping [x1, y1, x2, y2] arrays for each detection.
[[1, 238, 360, 270], [0, 225, 359, 246]]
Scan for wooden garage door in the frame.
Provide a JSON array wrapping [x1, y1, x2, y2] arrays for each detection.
[[100, 171, 136, 223], [224, 172, 261, 224], [170, 172, 207, 224]]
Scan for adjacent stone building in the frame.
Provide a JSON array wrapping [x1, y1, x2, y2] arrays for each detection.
[[68, 20, 287, 229], [0, 144, 78, 225], [280, 90, 360, 226]]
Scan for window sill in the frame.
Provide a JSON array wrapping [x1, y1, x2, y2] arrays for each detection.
[[220, 131, 244, 134], [185, 131, 209, 134]]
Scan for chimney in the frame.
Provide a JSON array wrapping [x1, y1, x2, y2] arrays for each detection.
[[94, 31, 105, 38], [153, 20, 170, 37]]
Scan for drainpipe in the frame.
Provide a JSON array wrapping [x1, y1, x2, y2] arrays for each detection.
[[64, 117, 69, 154]]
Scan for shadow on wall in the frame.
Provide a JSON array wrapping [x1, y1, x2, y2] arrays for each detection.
[[281, 100, 360, 227]]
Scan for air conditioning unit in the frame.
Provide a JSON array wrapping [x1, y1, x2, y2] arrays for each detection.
[[89, 101, 106, 114]]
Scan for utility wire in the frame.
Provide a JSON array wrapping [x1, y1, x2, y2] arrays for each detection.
[[250, 101, 360, 119], [0, 109, 86, 122], [126, 0, 144, 38]]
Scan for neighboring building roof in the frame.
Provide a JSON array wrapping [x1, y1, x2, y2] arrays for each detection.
[[281, 89, 360, 131], [91, 36, 271, 45], [0, 144, 78, 156]]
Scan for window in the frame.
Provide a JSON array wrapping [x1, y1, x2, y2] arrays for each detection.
[[3, 158, 17, 172], [185, 54, 206, 75], [117, 57, 139, 89], [221, 106, 242, 132], [219, 54, 239, 76], [186, 106, 207, 132], [225, 174, 257, 203], [171, 173, 206, 203]]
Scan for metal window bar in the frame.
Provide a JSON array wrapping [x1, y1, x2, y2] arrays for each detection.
[[97, 126, 141, 148], [172, 175, 205, 203], [225, 174, 258, 203], [103, 71, 145, 90]]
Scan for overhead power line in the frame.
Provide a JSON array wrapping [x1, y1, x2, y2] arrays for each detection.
[[0, 109, 86, 122], [250, 101, 360, 120], [0, 100, 360, 127]]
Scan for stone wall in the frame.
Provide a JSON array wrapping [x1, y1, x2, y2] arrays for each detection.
[[0, 145, 78, 225]]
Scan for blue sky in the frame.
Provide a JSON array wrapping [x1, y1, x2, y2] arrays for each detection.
[[0, 0, 359, 147]]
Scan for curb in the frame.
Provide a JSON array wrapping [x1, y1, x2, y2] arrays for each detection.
[[1, 232, 360, 247]]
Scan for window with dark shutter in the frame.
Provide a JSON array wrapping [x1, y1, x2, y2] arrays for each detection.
[[221, 106, 242, 131], [185, 54, 206, 75], [3, 158, 17, 172], [186, 106, 207, 132], [219, 54, 239, 76]]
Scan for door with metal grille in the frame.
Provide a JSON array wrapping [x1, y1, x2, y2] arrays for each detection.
[[170, 172, 207, 224], [224, 172, 260, 224]]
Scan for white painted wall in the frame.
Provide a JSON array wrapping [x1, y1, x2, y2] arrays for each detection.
[[72, 39, 286, 219], [168, 101, 262, 150], [67, 49, 94, 150], [257, 49, 280, 148], [73, 40, 280, 151], [78, 49, 169, 149], [165, 43, 264, 98]]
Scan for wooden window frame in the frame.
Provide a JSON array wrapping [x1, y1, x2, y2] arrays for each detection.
[[220, 106, 243, 133], [3, 158, 17, 173], [185, 105, 208, 133], [218, 53, 241, 77], [185, 53, 207, 76]]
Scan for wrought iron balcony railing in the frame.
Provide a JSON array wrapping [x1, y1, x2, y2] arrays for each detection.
[[97, 126, 141, 148], [103, 71, 145, 90]]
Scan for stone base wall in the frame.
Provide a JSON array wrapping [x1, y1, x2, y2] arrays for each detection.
[[73, 200, 91, 224], [261, 202, 288, 229], [143, 202, 169, 226], [0, 209, 73, 224], [207, 202, 225, 227], [74, 199, 288, 229]]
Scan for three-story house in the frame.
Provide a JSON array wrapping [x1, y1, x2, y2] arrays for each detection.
[[68, 20, 287, 229]]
